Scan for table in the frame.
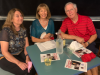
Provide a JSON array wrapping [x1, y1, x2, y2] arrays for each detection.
[[26, 39, 100, 75]]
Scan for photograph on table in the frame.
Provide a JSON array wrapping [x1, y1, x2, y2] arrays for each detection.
[[73, 48, 92, 58], [40, 53, 60, 62], [65, 59, 87, 72]]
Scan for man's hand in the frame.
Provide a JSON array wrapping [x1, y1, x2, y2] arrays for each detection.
[[81, 42, 89, 48], [75, 36, 85, 43]]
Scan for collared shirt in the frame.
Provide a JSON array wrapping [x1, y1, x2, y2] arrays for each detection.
[[60, 14, 96, 42]]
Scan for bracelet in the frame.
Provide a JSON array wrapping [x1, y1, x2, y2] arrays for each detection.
[[25, 54, 28, 57]]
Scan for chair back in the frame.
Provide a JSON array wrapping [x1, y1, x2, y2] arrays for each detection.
[[96, 29, 100, 39]]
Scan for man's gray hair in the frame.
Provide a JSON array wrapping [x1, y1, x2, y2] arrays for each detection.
[[64, 2, 77, 11]]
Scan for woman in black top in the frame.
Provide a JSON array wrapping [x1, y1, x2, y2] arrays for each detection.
[[0, 8, 36, 75]]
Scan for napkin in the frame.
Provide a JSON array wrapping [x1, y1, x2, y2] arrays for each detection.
[[28, 61, 32, 73], [81, 54, 92, 62], [69, 41, 83, 50], [40, 32, 46, 39], [40, 32, 54, 40], [89, 52, 96, 59], [81, 52, 96, 62]]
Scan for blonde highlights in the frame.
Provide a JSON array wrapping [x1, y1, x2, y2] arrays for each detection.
[[2, 8, 25, 35]]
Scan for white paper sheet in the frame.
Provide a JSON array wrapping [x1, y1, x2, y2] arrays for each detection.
[[68, 41, 83, 51], [40, 53, 60, 62], [40, 32, 46, 39], [36, 40, 56, 52], [65, 59, 87, 72], [72, 47, 92, 58], [67, 41, 92, 58]]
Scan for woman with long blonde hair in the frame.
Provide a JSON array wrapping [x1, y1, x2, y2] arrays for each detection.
[[0, 8, 36, 75], [31, 3, 55, 43]]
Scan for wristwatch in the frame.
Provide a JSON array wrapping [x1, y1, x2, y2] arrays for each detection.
[[87, 42, 90, 45]]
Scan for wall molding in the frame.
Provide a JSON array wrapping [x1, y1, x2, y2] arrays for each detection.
[[0, 16, 100, 21]]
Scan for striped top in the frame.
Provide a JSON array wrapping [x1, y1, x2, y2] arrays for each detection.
[[60, 14, 96, 42]]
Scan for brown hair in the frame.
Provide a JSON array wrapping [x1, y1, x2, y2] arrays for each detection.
[[2, 8, 25, 35], [36, 3, 51, 19]]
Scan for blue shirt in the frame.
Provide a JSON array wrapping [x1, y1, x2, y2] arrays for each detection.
[[31, 19, 55, 38]]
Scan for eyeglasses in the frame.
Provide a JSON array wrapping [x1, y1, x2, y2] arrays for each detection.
[[66, 8, 75, 13]]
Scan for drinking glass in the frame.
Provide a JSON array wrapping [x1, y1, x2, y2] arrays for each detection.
[[56, 38, 63, 54], [44, 58, 51, 66]]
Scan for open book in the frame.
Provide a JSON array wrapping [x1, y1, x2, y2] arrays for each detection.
[[65, 59, 87, 72], [40, 53, 60, 62]]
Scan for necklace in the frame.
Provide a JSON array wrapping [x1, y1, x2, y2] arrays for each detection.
[[39, 20, 48, 25]]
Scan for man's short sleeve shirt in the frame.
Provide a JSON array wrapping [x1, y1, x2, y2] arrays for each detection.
[[60, 14, 96, 42]]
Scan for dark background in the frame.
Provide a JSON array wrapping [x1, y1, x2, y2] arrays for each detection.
[[0, 0, 100, 45], [0, 0, 100, 16]]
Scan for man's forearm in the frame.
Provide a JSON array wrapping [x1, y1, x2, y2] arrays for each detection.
[[87, 34, 97, 44], [61, 32, 85, 43], [61, 32, 77, 40]]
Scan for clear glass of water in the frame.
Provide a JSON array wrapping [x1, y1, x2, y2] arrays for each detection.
[[56, 38, 63, 54]]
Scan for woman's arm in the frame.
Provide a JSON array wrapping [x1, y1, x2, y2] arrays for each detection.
[[31, 21, 51, 43], [1, 41, 20, 64], [24, 37, 31, 63], [1, 41, 28, 70], [43, 33, 53, 39], [31, 36, 51, 43]]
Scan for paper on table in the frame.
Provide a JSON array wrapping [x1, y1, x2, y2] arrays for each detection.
[[72, 47, 92, 58], [36, 40, 56, 52], [68, 41, 92, 58], [40, 53, 60, 62], [65, 59, 87, 72], [28, 61, 32, 73], [68, 41, 83, 51]]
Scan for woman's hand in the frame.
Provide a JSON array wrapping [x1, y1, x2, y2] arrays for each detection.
[[26, 56, 32, 71], [17, 61, 28, 70], [43, 33, 51, 39], [44, 38, 51, 42]]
